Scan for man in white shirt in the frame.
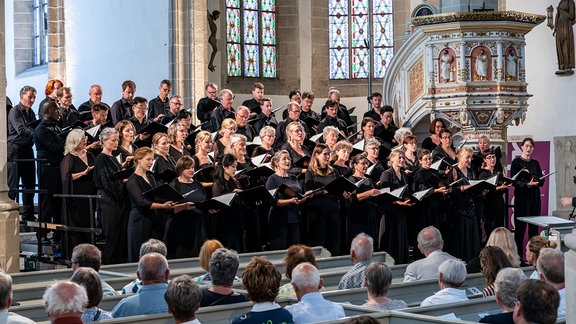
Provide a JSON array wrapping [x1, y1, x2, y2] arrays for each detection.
[[0, 270, 35, 324], [536, 248, 565, 321], [404, 226, 458, 282], [420, 259, 468, 307], [285, 263, 345, 323]]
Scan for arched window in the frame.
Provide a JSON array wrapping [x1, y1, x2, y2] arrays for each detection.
[[329, 0, 393, 79], [226, 0, 276, 78]]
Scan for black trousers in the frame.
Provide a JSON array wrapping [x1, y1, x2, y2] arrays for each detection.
[[7, 145, 35, 220], [37, 163, 62, 238]]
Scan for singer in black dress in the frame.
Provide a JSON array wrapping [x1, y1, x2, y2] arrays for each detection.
[[510, 138, 544, 258], [93, 128, 130, 264], [166, 156, 207, 258]]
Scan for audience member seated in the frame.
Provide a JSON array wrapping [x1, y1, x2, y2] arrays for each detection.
[[193, 239, 224, 285], [420, 259, 468, 306], [479, 267, 526, 324], [345, 316, 380, 324], [278, 245, 319, 297], [536, 248, 565, 321], [285, 263, 345, 323], [479, 246, 512, 297], [513, 279, 559, 324], [338, 233, 374, 290], [111, 252, 170, 317], [362, 262, 407, 310], [121, 239, 167, 295], [70, 267, 113, 322], [164, 275, 203, 324], [525, 236, 556, 279], [404, 226, 457, 282], [200, 248, 248, 307], [466, 227, 520, 274], [71, 243, 118, 296], [43, 281, 88, 324], [0, 270, 35, 324], [233, 257, 294, 324]]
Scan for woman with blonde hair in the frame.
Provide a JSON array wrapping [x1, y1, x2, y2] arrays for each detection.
[[214, 118, 237, 161], [282, 121, 310, 177], [305, 143, 348, 255], [467, 226, 521, 273], [331, 140, 352, 176], [266, 150, 304, 249], [525, 235, 557, 279], [192, 130, 216, 189], [447, 147, 481, 261], [379, 149, 412, 263], [126, 147, 191, 261], [151, 132, 177, 184], [168, 122, 190, 161]]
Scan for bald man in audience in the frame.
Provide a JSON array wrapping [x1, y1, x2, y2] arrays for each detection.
[[420, 259, 468, 306], [404, 226, 457, 282], [43, 281, 88, 324], [513, 279, 559, 324], [536, 248, 565, 321], [0, 270, 35, 323], [337, 233, 374, 289], [111, 252, 170, 318], [121, 239, 168, 295], [71, 244, 118, 296], [285, 263, 345, 323]]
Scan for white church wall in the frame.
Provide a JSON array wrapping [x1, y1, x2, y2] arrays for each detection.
[[5, 0, 170, 112], [506, 0, 576, 212]]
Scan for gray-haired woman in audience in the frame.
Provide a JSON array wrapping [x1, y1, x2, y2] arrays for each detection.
[[362, 262, 407, 310], [70, 267, 113, 322], [199, 248, 248, 307]]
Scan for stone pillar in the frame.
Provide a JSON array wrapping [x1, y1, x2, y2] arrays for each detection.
[[170, 0, 208, 124], [47, 0, 66, 81], [564, 229, 576, 323], [0, 0, 22, 273], [496, 41, 503, 81]]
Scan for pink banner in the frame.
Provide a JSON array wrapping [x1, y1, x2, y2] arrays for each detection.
[[507, 140, 551, 230]]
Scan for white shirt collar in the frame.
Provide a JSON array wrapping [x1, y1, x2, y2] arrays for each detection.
[[251, 302, 281, 312]]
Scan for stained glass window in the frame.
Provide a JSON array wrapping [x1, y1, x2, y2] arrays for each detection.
[[226, 0, 276, 78], [329, 0, 393, 79]]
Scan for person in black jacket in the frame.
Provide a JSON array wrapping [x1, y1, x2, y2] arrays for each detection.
[[8, 85, 37, 222], [34, 101, 65, 242], [196, 82, 219, 125]]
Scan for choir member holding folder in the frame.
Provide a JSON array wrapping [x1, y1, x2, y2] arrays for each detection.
[[151, 132, 177, 184], [447, 147, 481, 261], [113, 120, 137, 168], [265, 150, 305, 250], [346, 154, 381, 248], [304, 143, 351, 256], [93, 127, 131, 264], [478, 149, 510, 238], [379, 150, 412, 264], [126, 147, 191, 262], [165, 156, 207, 258], [413, 149, 450, 229], [282, 122, 310, 177], [510, 138, 545, 258], [192, 130, 216, 190], [212, 154, 244, 252]]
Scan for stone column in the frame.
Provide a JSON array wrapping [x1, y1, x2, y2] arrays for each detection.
[[47, 0, 66, 81], [170, 0, 208, 124], [564, 229, 576, 323], [496, 41, 503, 81], [0, 0, 22, 273]]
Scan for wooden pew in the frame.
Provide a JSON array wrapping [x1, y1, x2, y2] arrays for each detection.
[[10, 246, 326, 285], [399, 297, 500, 322], [12, 252, 389, 303]]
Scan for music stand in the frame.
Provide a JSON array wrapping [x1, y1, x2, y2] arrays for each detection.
[[516, 216, 576, 237]]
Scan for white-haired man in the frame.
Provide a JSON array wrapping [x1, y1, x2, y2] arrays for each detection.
[[337, 233, 374, 289], [420, 259, 468, 306], [479, 267, 526, 323], [537, 248, 565, 321], [285, 263, 345, 323], [43, 280, 88, 324]]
